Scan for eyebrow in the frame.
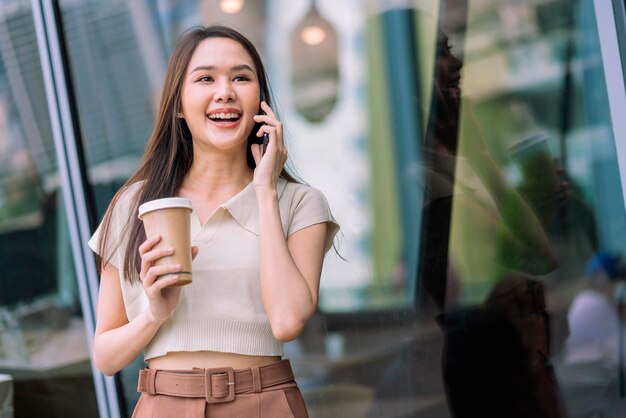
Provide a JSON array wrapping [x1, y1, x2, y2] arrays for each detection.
[[190, 64, 255, 74]]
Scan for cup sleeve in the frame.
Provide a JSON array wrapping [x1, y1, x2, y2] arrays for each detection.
[[288, 187, 340, 253]]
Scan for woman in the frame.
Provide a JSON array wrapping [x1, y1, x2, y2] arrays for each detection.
[[88, 25, 339, 417]]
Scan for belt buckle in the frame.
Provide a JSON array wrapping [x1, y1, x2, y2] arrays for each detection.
[[204, 367, 235, 403]]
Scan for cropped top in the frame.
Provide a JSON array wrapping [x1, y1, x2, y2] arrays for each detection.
[[88, 177, 339, 360]]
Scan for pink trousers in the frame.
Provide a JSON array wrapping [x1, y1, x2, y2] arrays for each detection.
[[131, 359, 309, 418]]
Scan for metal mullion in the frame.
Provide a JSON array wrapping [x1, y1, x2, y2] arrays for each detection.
[[31, 0, 121, 416], [595, 0, 626, 210], [612, 0, 626, 83], [380, 8, 424, 306]]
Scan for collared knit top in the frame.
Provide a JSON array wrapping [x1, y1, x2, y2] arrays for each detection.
[[88, 177, 339, 360]]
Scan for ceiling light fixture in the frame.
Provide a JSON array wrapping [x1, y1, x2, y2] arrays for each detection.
[[220, 0, 244, 14], [301, 25, 327, 46]]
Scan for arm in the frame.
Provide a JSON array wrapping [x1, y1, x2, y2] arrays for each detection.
[[252, 101, 330, 341], [476, 158, 557, 273], [257, 191, 328, 341], [93, 263, 160, 375], [459, 103, 557, 273], [93, 235, 190, 375]]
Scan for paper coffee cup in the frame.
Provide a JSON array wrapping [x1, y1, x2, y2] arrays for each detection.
[[138, 197, 193, 286]]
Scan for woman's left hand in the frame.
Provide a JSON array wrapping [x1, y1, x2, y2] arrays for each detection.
[[251, 101, 287, 191]]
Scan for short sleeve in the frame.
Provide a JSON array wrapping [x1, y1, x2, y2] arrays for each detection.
[[88, 223, 112, 266], [88, 207, 124, 270], [88, 183, 141, 270], [288, 187, 340, 253]]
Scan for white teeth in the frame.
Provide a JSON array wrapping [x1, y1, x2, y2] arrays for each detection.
[[208, 113, 240, 120]]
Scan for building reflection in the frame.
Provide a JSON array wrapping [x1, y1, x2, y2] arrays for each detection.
[[1, 0, 626, 416]]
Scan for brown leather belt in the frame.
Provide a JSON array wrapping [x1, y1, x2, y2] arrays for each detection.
[[137, 359, 294, 403]]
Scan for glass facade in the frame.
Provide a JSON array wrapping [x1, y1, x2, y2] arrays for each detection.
[[0, 1, 98, 416], [1, 0, 626, 416]]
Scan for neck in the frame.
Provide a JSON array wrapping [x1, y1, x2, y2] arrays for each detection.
[[181, 149, 253, 198]]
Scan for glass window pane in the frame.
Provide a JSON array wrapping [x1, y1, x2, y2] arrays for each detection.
[[421, 0, 626, 417], [60, 0, 626, 416], [0, 2, 98, 416]]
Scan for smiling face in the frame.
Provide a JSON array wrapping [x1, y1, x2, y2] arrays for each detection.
[[436, 34, 462, 104], [179, 37, 261, 153]]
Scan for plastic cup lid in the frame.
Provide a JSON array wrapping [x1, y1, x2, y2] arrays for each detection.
[[138, 197, 193, 219]]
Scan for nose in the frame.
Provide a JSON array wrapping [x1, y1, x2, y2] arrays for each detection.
[[215, 79, 235, 102]]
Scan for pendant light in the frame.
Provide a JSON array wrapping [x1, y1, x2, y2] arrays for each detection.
[[290, 0, 339, 123], [219, 0, 244, 14]]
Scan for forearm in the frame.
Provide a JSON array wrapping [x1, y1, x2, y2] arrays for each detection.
[[478, 160, 556, 271], [93, 310, 162, 375], [256, 189, 317, 341]]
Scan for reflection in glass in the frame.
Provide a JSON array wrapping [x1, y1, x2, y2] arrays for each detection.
[[200, 0, 266, 55], [290, 1, 339, 122], [364, 0, 626, 416], [220, 0, 245, 15], [435, 0, 625, 416], [14, 0, 626, 416], [0, 2, 97, 416]]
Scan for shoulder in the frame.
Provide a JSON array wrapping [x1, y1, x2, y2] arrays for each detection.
[[279, 180, 339, 245], [110, 180, 145, 214], [100, 180, 146, 233], [281, 180, 328, 206], [88, 180, 145, 263], [280, 181, 335, 220], [118, 180, 144, 203]]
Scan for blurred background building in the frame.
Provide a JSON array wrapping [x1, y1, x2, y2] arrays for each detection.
[[1, 0, 626, 416]]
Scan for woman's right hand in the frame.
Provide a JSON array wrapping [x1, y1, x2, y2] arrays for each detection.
[[139, 234, 184, 325]]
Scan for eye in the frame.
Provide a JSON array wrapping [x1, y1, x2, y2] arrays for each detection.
[[233, 75, 251, 82], [196, 75, 213, 82]]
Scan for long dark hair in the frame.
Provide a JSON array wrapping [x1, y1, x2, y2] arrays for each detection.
[[97, 26, 298, 282]]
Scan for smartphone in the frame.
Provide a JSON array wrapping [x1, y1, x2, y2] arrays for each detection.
[[259, 93, 269, 155], [262, 132, 269, 155]]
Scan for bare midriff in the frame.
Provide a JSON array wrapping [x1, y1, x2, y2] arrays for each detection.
[[147, 351, 282, 370]]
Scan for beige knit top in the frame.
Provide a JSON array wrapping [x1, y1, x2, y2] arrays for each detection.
[[88, 178, 339, 360]]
